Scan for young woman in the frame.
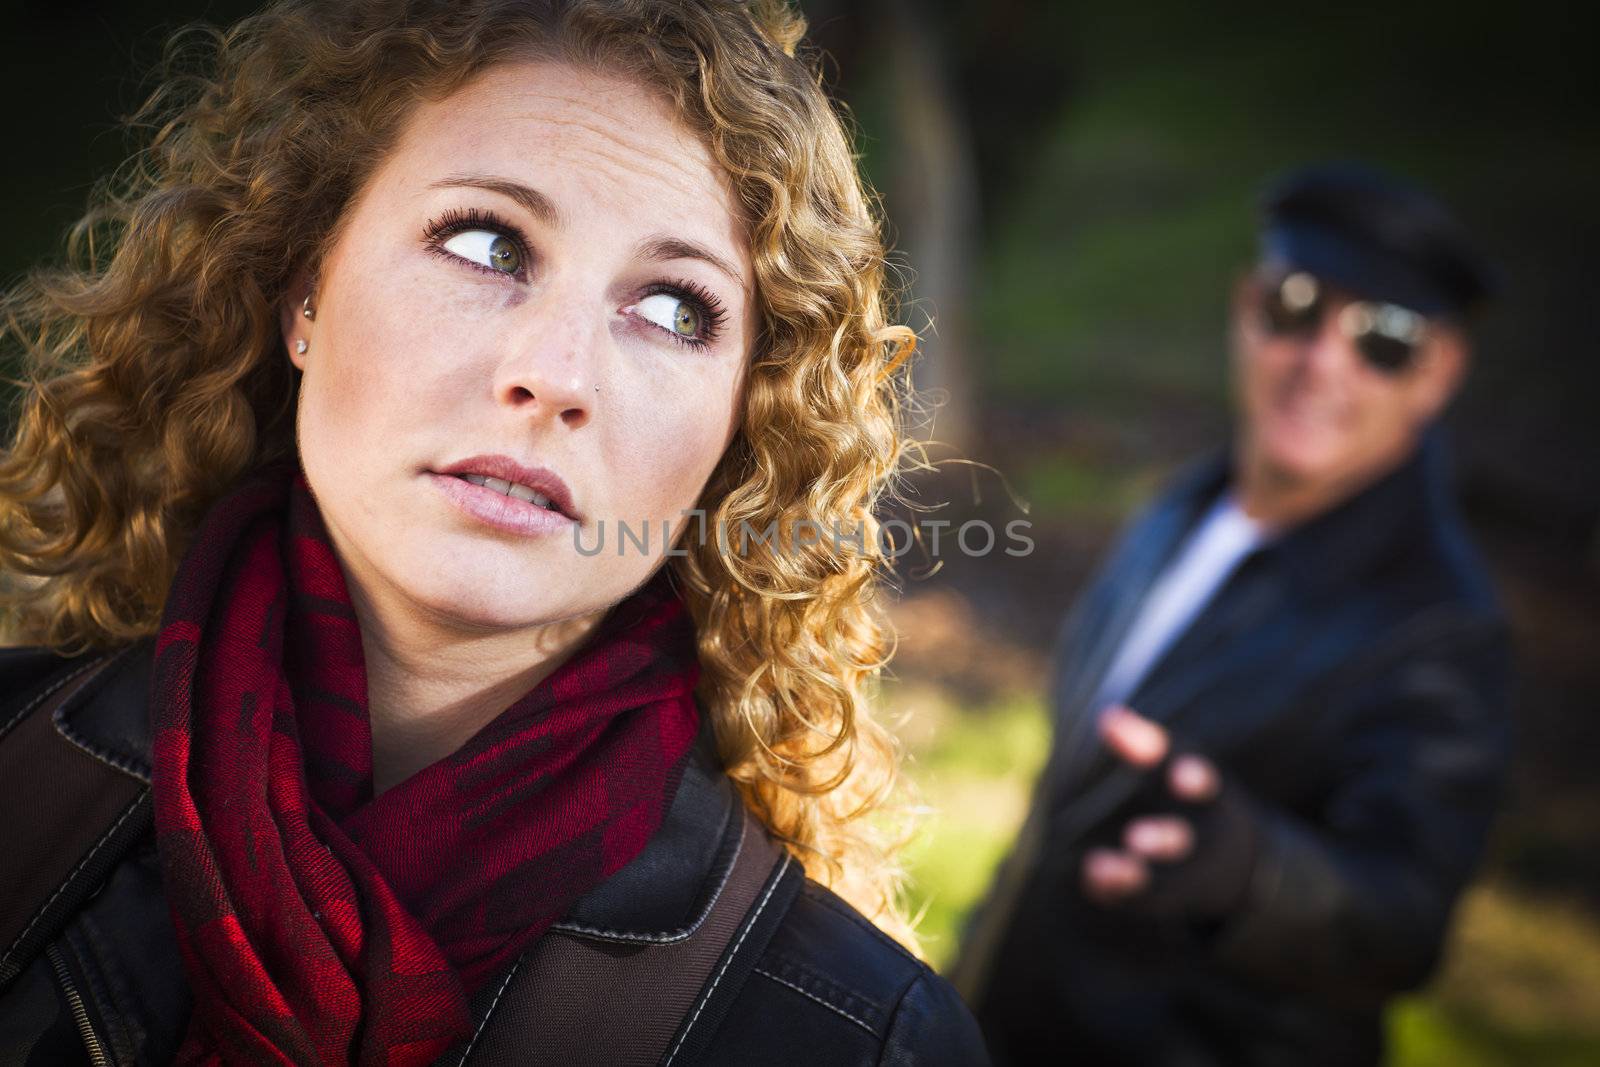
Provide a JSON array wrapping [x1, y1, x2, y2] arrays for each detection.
[[0, 1, 989, 1062]]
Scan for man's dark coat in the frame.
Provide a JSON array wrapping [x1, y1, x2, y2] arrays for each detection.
[[955, 433, 1512, 1066]]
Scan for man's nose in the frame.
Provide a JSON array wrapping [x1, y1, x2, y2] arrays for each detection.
[[1294, 309, 1359, 382], [492, 285, 602, 430]]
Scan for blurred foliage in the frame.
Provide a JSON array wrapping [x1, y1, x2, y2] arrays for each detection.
[[1014, 453, 1165, 524], [952, 2, 1597, 523], [971, 0, 1599, 403]]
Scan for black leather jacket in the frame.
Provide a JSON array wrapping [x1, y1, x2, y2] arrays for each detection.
[[0, 640, 990, 1066], [955, 431, 1513, 1066]]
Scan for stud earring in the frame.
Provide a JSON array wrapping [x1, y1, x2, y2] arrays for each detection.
[[302, 294, 316, 320], [295, 339, 308, 354]]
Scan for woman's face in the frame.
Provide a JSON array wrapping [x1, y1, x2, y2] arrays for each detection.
[[289, 60, 753, 635]]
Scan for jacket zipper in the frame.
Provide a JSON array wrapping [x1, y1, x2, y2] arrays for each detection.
[[46, 942, 111, 1066]]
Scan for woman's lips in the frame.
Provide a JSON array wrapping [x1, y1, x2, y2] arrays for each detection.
[[428, 472, 577, 537]]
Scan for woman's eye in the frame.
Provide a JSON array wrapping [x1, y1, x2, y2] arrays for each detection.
[[442, 229, 522, 275], [634, 293, 702, 339]]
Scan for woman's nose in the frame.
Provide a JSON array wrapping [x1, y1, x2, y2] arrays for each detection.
[[492, 287, 601, 430]]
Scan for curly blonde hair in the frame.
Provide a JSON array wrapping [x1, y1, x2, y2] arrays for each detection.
[[0, 0, 929, 950]]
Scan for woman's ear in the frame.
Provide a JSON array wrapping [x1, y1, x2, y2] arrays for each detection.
[[281, 272, 316, 371]]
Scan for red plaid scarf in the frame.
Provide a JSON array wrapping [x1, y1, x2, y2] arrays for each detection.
[[149, 463, 701, 1065]]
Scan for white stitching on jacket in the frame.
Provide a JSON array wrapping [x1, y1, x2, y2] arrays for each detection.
[[662, 850, 791, 1066], [550, 814, 747, 945], [51, 647, 151, 783], [0, 792, 149, 970], [752, 964, 878, 1036], [550, 783, 748, 940], [0, 655, 105, 741], [457, 954, 523, 1066]]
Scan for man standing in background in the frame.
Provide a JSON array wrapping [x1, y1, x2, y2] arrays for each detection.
[[951, 162, 1513, 1066]]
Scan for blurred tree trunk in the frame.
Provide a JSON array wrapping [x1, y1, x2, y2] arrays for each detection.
[[877, 0, 981, 453], [806, 0, 981, 453]]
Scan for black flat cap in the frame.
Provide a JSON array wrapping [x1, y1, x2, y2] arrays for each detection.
[[1259, 161, 1499, 318]]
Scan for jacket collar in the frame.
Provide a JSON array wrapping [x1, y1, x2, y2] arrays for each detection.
[[52, 641, 741, 941], [51, 638, 157, 783]]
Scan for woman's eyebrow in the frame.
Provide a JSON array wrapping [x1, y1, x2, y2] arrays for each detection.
[[430, 173, 745, 290], [635, 235, 746, 290], [430, 174, 563, 228]]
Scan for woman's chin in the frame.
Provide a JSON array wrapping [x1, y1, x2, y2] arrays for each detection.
[[386, 558, 599, 636]]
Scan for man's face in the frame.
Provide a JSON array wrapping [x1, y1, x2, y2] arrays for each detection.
[[1230, 268, 1466, 492]]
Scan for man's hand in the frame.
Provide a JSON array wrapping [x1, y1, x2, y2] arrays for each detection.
[[1080, 706, 1257, 917]]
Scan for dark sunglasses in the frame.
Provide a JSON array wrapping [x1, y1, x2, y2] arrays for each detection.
[[1256, 269, 1428, 374]]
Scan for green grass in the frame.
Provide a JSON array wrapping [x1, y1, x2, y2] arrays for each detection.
[[894, 688, 1050, 968], [1391, 999, 1600, 1067]]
